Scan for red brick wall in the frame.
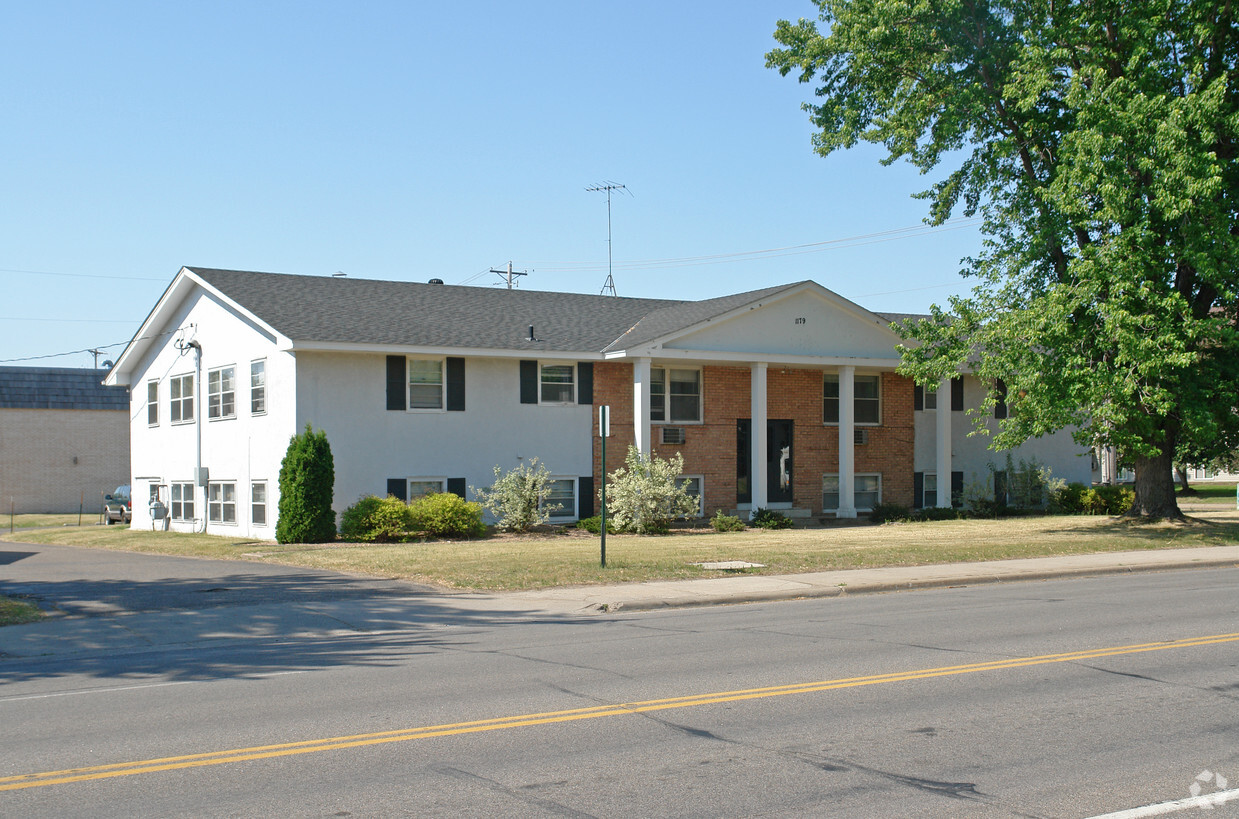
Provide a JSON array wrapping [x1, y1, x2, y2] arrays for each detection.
[[590, 364, 915, 515]]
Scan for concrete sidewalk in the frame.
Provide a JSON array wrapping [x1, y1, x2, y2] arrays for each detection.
[[2, 544, 1237, 661]]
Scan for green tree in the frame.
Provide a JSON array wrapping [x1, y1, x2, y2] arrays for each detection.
[[768, 0, 1239, 518], [276, 424, 336, 543]]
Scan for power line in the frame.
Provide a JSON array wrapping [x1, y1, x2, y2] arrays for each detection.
[[0, 267, 168, 282], [0, 328, 180, 365]]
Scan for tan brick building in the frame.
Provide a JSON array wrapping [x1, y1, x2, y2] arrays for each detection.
[[0, 367, 130, 514]]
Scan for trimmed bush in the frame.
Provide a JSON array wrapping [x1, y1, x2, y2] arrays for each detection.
[[1049, 482, 1089, 514], [340, 495, 415, 542], [750, 508, 794, 530], [869, 502, 911, 524], [276, 424, 336, 544], [605, 447, 700, 535], [576, 515, 617, 535], [914, 506, 962, 521], [408, 492, 486, 539], [710, 510, 746, 532], [472, 458, 558, 532]]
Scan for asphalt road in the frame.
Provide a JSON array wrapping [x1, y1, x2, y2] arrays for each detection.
[[2, 552, 1238, 817]]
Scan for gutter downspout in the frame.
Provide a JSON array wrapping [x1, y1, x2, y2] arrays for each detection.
[[188, 340, 205, 534]]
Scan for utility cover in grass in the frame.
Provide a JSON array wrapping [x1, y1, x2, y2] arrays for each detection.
[[694, 561, 766, 570]]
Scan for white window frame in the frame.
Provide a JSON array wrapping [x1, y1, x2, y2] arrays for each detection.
[[923, 473, 938, 508], [170, 374, 194, 424], [407, 357, 445, 411], [208, 481, 237, 524], [170, 481, 195, 521], [924, 385, 938, 410], [251, 481, 267, 526], [650, 367, 702, 424], [539, 363, 576, 405], [823, 373, 882, 426], [207, 365, 237, 420], [678, 475, 705, 517], [250, 359, 267, 415], [146, 380, 159, 426], [542, 477, 576, 520], [408, 478, 447, 500], [823, 473, 881, 512]]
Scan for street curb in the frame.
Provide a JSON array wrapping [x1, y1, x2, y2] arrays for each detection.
[[589, 556, 1239, 613]]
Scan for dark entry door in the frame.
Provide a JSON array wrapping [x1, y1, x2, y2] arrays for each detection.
[[736, 419, 794, 505]]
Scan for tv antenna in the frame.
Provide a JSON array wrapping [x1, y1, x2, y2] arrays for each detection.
[[586, 181, 629, 296], [489, 261, 528, 289]]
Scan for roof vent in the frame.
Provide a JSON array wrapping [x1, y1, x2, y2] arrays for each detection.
[[429, 278, 444, 285]]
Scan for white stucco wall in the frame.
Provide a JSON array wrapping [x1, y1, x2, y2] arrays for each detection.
[[913, 375, 1092, 496], [295, 353, 594, 522], [126, 287, 295, 537]]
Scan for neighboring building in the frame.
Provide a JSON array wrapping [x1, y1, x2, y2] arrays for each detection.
[[0, 367, 131, 514], [104, 267, 1091, 538]]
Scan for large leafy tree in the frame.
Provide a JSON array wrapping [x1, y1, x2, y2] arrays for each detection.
[[768, 0, 1239, 518]]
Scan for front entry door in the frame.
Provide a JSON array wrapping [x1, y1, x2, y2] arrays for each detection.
[[736, 419, 794, 505]]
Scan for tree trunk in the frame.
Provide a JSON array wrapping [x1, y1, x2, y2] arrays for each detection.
[[1127, 445, 1183, 519]]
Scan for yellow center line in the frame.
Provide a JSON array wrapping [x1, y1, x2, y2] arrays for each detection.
[[4, 631, 1238, 792]]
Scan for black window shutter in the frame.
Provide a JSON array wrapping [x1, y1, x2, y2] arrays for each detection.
[[520, 360, 538, 404], [578, 476, 594, 518], [951, 471, 964, 507], [386, 356, 406, 411], [387, 478, 406, 501], [914, 385, 924, 411], [993, 471, 1008, 504], [447, 477, 466, 498], [913, 472, 924, 509], [577, 362, 593, 405], [446, 357, 465, 411], [994, 379, 1009, 419], [951, 377, 964, 411]]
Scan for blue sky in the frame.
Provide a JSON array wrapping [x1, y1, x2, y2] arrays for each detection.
[[1, 1, 982, 369]]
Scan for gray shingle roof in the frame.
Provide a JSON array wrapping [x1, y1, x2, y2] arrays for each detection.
[[0, 367, 129, 410], [604, 282, 806, 351], [188, 268, 686, 353]]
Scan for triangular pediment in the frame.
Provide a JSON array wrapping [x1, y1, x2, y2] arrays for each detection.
[[653, 284, 901, 360]]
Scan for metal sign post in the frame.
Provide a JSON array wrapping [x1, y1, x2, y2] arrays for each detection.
[[599, 405, 610, 568]]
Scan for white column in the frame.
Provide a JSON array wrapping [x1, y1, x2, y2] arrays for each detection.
[[935, 377, 952, 507], [836, 366, 857, 518], [750, 363, 768, 512], [633, 357, 652, 457]]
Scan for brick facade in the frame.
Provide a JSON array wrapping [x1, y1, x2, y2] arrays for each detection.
[[590, 363, 915, 517]]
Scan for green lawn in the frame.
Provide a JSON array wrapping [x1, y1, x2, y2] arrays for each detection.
[[1178, 482, 1238, 504], [0, 595, 43, 626], [6, 508, 1238, 592]]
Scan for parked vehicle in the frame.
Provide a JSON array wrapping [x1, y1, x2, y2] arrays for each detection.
[[104, 484, 131, 524]]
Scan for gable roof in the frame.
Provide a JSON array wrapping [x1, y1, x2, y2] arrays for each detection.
[[603, 282, 804, 352], [187, 267, 683, 353], [0, 367, 129, 410]]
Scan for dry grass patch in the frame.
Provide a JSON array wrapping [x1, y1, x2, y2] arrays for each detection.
[[6, 509, 1237, 591]]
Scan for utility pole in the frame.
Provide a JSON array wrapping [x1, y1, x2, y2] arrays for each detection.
[[489, 261, 527, 289], [586, 182, 627, 296], [87, 348, 104, 369]]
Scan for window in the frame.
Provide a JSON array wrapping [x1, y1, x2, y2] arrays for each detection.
[[408, 478, 446, 500], [408, 358, 444, 409], [170, 374, 194, 423], [146, 380, 159, 426], [250, 360, 266, 415], [541, 364, 575, 403], [823, 474, 881, 511], [543, 478, 576, 518], [824, 373, 881, 425], [679, 475, 704, 516], [208, 482, 237, 524], [251, 482, 267, 526], [208, 366, 236, 420], [650, 368, 701, 423], [171, 482, 194, 521], [924, 386, 937, 410], [923, 473, 938, 508]]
